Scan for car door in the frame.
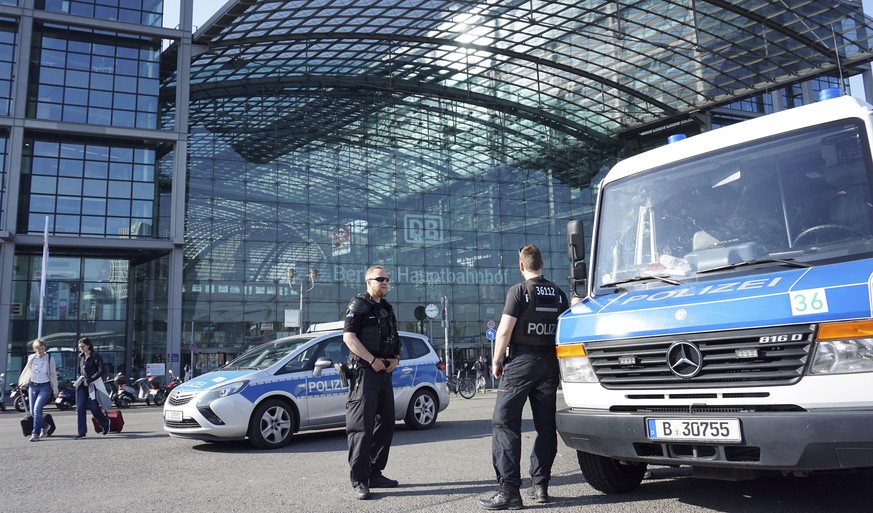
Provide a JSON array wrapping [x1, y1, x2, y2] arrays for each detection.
[[303, 336, 350, 428], [390, 334, 423, 415]]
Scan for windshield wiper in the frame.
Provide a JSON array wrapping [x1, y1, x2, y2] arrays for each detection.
[[697, 258, 811, 274], [601, 274, 682, 290]]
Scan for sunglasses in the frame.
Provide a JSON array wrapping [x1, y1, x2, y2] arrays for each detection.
[[368, 276, 390, 283]]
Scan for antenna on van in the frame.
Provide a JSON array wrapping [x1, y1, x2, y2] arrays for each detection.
[[831, 23, 845, 95]]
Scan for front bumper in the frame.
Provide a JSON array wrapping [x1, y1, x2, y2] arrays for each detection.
[[163, 393, 252, 441], [556, 408, 873, 470]]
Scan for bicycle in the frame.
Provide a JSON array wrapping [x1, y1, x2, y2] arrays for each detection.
[[446, 371, 476, 399]]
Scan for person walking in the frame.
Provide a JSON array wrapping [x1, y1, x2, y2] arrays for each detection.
[[473, 356, 486, 392], [479, 244, 568, 510], [18, 339, 58, 441], [342, 265, 402, 500], [74, 337, 110, 439]]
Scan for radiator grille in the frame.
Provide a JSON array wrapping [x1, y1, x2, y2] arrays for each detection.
[[588, 324, 814, 389]]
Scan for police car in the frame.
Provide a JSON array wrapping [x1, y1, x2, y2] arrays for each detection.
[[163, 322, 450, 449]]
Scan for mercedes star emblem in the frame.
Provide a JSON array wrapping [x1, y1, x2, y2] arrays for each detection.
[[666, 341, 703, 378]]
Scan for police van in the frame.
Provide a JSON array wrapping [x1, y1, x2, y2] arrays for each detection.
[[557, 90, 873, 493], [163, 322, 450, 449]]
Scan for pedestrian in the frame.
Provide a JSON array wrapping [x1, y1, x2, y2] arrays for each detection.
[[342, 265, 402, 500], [18, 339, 58, 441], [473, 356, 486, 392], [183, 364, 192, 382], [74, 337, 110, 439], [479, 244, 568, 510]]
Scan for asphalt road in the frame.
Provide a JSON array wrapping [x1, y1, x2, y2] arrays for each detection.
[[1, 391, 872, 513]]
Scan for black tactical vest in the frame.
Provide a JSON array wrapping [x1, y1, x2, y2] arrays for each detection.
[[347, 293, 399, 359], [510, 277, 564, 346]]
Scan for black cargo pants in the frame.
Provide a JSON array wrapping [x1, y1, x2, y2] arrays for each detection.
[[491, 347, 560, 488], [346, 366, 395, 483]]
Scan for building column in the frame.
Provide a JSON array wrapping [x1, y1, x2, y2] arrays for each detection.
[[165, 0, 193, 375]]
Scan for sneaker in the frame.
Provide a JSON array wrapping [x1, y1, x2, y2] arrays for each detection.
[[352, 481, 371, 500], [29, 434, 39, 442], [368, 472, 399, 488], [41, 428, 48, 438], [101, 421, 110, 435], [74, 434, 86, 439]]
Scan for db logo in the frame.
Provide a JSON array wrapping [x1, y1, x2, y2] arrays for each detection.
[[404, 214, 443, 244]]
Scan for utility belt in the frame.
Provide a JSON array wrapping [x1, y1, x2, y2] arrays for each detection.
[[350, 354, 393, 369], [509, 344, 555, 357]]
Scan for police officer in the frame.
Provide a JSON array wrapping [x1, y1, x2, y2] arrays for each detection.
[[343, 265, 402, 500], [479, 244, 568, 510]]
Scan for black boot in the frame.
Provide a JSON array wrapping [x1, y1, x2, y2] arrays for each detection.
[[528, 482, 550, 504], [479, 482, 523, 510]]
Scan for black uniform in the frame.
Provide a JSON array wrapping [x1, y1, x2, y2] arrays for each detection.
[[492, 275, 567, 489], [343, 292, 401, 484]]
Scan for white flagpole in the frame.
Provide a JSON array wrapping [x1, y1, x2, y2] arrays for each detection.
[[38, 216, 49, 340]]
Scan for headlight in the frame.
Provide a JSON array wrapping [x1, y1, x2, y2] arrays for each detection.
[[810, 339, 873, 375], [556, 344, 599, 383], [196, 380, 249, 407]]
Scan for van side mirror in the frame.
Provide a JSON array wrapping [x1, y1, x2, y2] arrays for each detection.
[[567, 220, 588, 298]]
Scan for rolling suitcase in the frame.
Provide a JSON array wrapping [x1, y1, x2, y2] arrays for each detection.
[[20, 415, 33, 437], [92, 409, 124, 433], [20, 414, 54, 437]]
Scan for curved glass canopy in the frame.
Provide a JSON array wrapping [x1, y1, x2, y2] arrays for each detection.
[[163, 0, 873, 343]]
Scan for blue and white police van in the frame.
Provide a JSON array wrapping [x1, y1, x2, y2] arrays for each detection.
[[557, 90, 873, 493], [163, 322, 450, 449]]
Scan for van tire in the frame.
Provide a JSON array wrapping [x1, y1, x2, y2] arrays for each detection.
[[577, 450, 646, 494], [404, 389, 438, 430], [248, 398, 295, 449]]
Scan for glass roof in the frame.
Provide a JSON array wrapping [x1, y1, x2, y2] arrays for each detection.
[[162, 0, 873, 253], [170, 0, 873, 143]]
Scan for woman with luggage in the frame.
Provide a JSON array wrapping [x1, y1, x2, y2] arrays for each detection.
[[75, 337, 110, 439], [18, 339, 58, 442]]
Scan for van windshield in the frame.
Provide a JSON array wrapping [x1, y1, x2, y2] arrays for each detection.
[[223, 335, 317, 369], [595, 120, 873, 290]]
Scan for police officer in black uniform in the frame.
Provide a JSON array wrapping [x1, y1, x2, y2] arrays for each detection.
[[479, 244, 568, 510], [343, 265, 402, 500]]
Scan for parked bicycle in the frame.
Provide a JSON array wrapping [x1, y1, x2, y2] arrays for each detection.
[[446, 371, 476, 399]]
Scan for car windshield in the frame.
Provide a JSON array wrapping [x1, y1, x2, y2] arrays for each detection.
[[595, 120, 873, 290], [223, 334, 317, 370]]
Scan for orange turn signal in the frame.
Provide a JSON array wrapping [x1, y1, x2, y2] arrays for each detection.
[[556, 344, 587, 358], [818, 320, 873, 341]]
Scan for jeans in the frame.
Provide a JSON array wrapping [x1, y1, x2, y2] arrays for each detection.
[[28, 381, 53, 436], [76, 385, 109, 436]]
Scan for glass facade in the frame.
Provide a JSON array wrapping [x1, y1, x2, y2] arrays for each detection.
[[0, 19, 13, 117], [40, 0, 163, 26], [3, 0, 873, 380], [9, 255, 128, 381], [184, 105, 595, 367], [18, 136, 163, 237], [28, 24, 161, 129]]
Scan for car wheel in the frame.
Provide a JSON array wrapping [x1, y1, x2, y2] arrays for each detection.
[[577, 450, 647, 494], [248, 398, 295, 449], [404, 389, 438, 430]]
